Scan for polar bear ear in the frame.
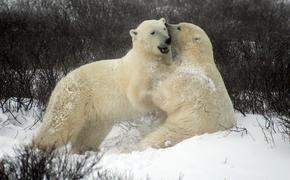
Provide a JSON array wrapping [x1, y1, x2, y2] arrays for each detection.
[[130, 29, 138, 41], [130, 29, 138, 38], [159, 18, 166, 24]]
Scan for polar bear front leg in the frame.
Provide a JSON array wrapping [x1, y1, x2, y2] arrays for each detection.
[[136, 109, 196, 150], [136, 120, 179, 150]]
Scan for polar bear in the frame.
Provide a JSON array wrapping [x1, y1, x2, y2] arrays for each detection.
[[137, 22, 235, 149], [33, 18, 172, 153]]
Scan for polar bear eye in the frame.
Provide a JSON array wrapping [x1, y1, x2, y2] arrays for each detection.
[[163, 28, 166, 31], [177, 26, 181, 31], [194, 37, 201, 41], [151, 31, 155, 35]]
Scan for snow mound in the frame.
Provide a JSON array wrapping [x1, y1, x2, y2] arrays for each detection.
[[99, 114, 290, 180], [0, 107, 289, 180]]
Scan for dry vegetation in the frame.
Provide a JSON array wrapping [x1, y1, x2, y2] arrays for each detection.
[[0, 0, 289, 133]]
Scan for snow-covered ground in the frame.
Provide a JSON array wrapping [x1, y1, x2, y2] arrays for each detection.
[[0, 104, 40, 157], [0, 107, 290, 180]]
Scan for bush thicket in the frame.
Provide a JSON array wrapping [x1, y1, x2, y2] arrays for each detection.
[[0, 0, 289, 134]]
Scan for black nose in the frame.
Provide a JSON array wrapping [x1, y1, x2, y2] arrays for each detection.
[[165, 37, 171, 45]]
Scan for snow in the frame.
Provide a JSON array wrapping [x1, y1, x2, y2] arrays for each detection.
[[0, 107, 290, 180], [99, 114, 290, 180], [0, 102, 40, 156]]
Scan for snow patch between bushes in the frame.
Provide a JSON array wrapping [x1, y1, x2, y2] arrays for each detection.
[[0, 108, 290, 180]]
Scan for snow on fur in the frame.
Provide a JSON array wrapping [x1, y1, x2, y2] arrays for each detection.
[[177, 65, 216, 91]]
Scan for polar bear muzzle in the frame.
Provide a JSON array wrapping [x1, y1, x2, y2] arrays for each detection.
[[158, 36, 171, 54], [158, 46, 169, 54]]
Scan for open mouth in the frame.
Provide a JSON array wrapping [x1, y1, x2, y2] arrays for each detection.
[[158, 46, 169, 54]]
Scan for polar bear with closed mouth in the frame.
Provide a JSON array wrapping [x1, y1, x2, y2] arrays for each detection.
[[33, 18, 173, 153], [137, 22, 235, 149]]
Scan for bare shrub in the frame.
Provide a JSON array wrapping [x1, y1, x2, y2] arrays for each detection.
[[0, 145, 101, 180], [0, 0, 289, 135]]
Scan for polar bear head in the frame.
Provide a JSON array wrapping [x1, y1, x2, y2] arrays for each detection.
[[166, 23, 213, 61], [130, 18, 172, 57]]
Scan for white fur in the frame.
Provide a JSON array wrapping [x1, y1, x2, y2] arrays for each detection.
[[33, 19, 172, 153], [137, 23, 235, 149]]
